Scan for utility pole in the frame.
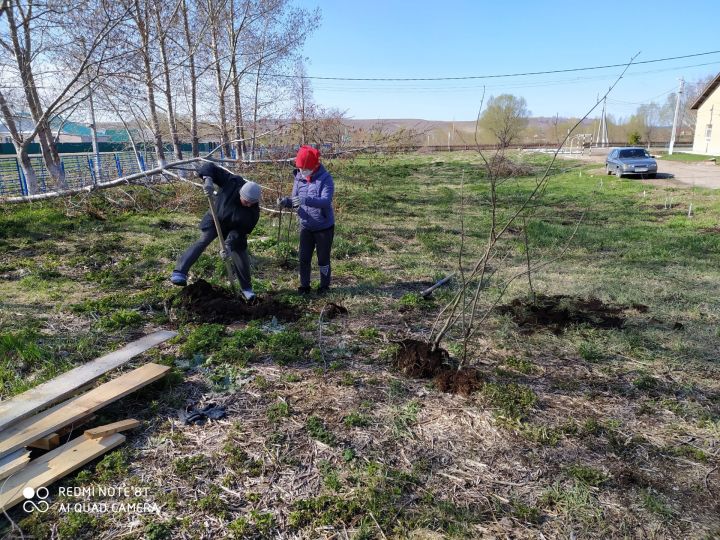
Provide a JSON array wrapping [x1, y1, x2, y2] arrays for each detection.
[[668, 78, 684, 155], [594, 100, 606, 147], [597, 97, 608, 147]]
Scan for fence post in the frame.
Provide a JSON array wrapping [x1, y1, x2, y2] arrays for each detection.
[[138, 153, 146, 171], [87, 156, 97, 186], [15, 157, 27, 196], [115, 153, 122, 177]]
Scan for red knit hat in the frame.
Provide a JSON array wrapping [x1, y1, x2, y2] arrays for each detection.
[[295, 145, 320, 170]]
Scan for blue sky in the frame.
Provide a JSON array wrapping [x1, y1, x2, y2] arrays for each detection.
[[294, 0, 720, 121]]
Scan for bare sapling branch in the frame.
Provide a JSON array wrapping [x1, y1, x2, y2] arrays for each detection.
[[431, 53, 640, 356]]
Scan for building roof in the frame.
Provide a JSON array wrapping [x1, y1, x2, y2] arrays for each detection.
[[0, 113, 92, 137], [690, 72, 720, 110], [0, 116, 37, 135], [51, 119, 91, 137], [100, 128, 137, 143]]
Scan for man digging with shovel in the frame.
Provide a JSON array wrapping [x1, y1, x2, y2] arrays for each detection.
[[170, 161, 261, 301]]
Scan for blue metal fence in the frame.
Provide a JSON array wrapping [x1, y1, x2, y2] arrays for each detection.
[[0, 151, 159, 197]]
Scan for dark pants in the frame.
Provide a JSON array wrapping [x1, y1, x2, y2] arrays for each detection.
[[175, 228, 252, 289], [299, 225, 334, 288]]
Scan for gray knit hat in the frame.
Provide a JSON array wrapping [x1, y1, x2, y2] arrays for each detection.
[[240, 181, 261, 203]]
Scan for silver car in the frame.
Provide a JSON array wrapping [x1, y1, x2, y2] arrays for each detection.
[[605, 147, 658, 178]]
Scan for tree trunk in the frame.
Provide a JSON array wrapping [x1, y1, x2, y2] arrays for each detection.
[[16, 145, 39, 195], [230, 53, 245, 161], [250, 26, 267, 161], [181, 0, 199, 157], [210, 18, 230, 157], [299, 76, 307, 145], [251, 59, 261, 160], [0, 89, 39, 194], [154, 5, 182, 161], [134, 0, 166, 167], [6, 3, 66, 189]]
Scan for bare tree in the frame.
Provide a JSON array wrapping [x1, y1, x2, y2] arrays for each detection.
[[152, 1, 183, 161], [224, 0, 321, 159], [178, 0, 199, 156], [130, 0, 166, 166], [0, 0, 129, 193], [292, 59, 312, 145], [432, 57, 638, 360]]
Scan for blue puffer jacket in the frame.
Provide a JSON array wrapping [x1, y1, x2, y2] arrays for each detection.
[[292, 164, 335, 231]]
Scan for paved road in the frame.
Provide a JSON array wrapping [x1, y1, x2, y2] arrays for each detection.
[[565, 149, 720, 189]]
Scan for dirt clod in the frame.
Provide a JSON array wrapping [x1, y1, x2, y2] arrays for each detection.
[[498, 294, 636, 333], [172, 279, 301, 324], [433, 367, 483, 396], [321, 302, 348, 320]]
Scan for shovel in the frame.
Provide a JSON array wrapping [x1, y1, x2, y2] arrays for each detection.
[[204, 182, 241, 295]]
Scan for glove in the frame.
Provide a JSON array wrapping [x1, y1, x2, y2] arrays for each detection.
[[292, 195, 306, 208], [278, 196, 292, 208], [222, 240, 234, 258], [203, 177, 214, 197]]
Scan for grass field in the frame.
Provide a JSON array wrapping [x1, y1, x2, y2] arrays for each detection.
[[657, 151, 719, 163], [1, 151, 719, 539]]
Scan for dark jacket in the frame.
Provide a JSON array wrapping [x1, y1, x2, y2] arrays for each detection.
[[291, 164, 335, 231], [197, 162, 259, 252]]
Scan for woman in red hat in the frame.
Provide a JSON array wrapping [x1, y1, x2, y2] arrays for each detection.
[[278, 145, 335, 293]]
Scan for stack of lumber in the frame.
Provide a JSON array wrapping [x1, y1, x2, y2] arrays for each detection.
[[0, 330, 176, 512]]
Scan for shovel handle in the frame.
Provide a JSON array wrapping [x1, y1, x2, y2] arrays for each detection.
[[206, 193, 238, 293]]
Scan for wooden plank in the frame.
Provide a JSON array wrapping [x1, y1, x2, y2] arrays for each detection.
[[57, 414, 97, 437], [28, 433, 60, 451], [0, 450, 30, 481], [0, 363, 169, 459], [0, 433, 125, 512], [84, 419, 140, 439], [0, 330, 177, 431]]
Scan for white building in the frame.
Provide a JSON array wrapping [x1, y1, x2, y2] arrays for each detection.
[[690, 73, 720, 155]]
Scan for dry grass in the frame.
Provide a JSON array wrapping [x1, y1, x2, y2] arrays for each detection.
[[1, 151, 719, 539]]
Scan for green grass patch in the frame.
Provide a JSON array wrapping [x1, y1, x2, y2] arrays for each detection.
[[306, 415, 337, 446], [480, 382, 537, 421], [657, 152, 718, 162], [177, 324, 226, 357], [565, 464, 609, 487]]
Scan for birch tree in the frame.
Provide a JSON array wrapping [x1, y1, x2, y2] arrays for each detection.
[[129, 0, 166, 167], [152, 1, 183, 161], [180, 0, 199, 156], [0, 0, 128, 193]]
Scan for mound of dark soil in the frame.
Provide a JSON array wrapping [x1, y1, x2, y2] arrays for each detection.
[[321, 302, 348, 320], [498, 294, 640, 333], [394, 339, 449, 378], [433, 367, 483, 396], [173, 279, 301, 324]]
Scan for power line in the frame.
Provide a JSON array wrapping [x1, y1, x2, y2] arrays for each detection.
[[308, 60, 720, 95], [271, 49, 720, 81]]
